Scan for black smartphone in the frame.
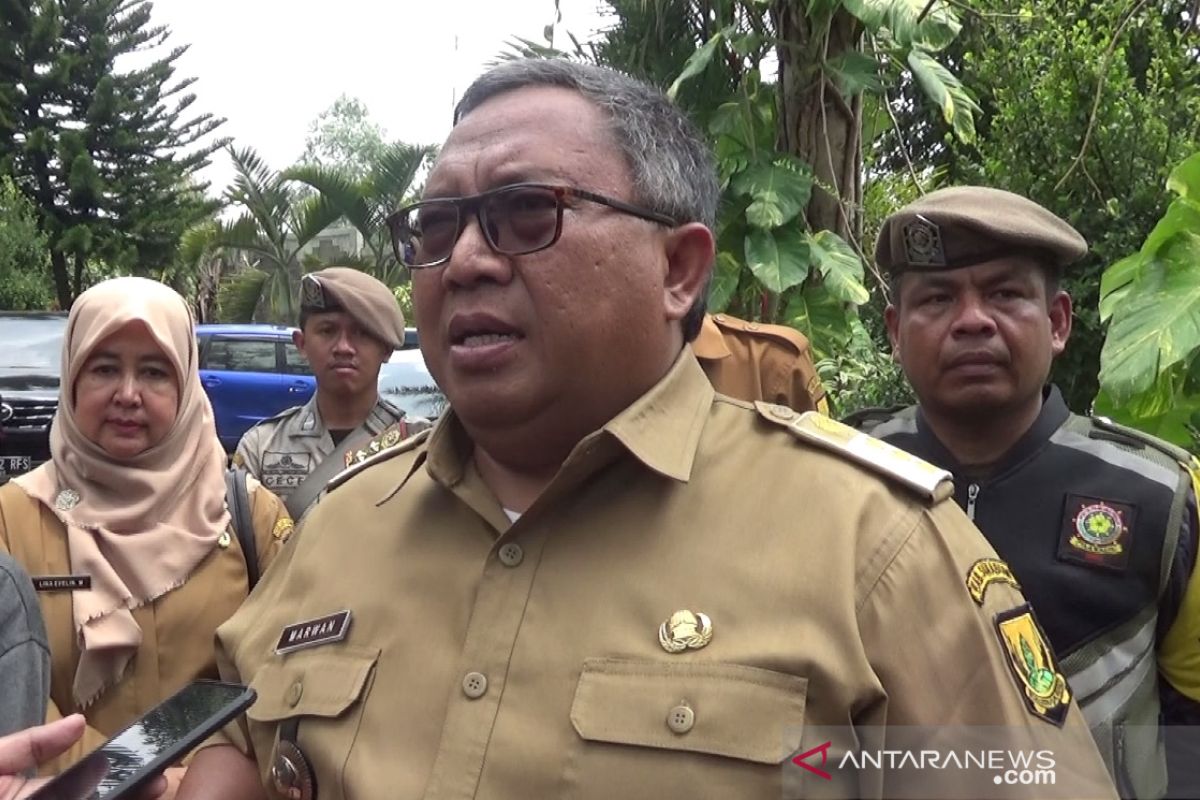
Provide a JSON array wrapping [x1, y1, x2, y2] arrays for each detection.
[[28, 679, 256, 800]]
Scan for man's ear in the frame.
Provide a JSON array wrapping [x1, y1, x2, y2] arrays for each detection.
[[292, 329, 306, 355], [884, 303, 901, 362], [1049, 290, 1072, 356], [662, 222, 716, 322]]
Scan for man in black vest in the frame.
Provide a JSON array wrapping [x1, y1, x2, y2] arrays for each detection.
[[848, 186, 1200, 799]]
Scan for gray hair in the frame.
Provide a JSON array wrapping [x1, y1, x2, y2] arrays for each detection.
[[454, 59, 718, 340]]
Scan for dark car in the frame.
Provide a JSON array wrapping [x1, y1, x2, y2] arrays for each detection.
[[0, 312, 68, 482], [196, 324, 317, 452]]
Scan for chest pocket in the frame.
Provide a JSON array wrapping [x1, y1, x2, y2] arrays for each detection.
[[564, 657, 807, 800], [246, 646, 379, 794]]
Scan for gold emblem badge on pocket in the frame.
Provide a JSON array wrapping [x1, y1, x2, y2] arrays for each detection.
[[658, 610, 713, 653]]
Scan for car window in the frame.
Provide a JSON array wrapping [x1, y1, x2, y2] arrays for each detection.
[[204, 338, 278, 373], [281, 342, 312, 375], [0, 316, 67, 375]]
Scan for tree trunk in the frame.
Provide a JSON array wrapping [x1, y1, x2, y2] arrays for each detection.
[[50, 249, 72, 310], [776, 4, 863, 242]]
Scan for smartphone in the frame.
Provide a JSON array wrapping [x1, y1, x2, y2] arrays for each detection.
[[29, 680, 256, 800]]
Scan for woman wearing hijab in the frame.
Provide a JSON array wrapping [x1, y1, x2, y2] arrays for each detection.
[[0, 278, 293, 782]]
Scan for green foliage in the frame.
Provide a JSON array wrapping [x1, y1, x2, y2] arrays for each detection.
[[299, 95, 390, 180], [1096, 152, 1200, 450], [875, 0, 1200, 412], [0, 0, 226, 307], [0, 176, 53, 309]]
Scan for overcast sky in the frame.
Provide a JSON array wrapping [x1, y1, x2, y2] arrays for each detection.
[[143, 0, 612, 197]]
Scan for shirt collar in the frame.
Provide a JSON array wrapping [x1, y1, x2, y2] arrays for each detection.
[[915, 384, 1070, 478], [425, 347, 715, 488]]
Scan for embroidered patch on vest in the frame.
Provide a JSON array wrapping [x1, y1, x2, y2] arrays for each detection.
[[1057, 493, 1136, 572], [32, 575, 90, 592], [275, 610, 352, 655], [994, 604, 1071, 726], [965, 558, 1020, 605]]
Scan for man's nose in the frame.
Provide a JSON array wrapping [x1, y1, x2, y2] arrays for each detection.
[[950, 295, 997, 336], [440, 213, 513, 290]]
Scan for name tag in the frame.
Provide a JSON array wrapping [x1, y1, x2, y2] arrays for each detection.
[[32, 575, 91, 592], [275, 610, 352, 655]]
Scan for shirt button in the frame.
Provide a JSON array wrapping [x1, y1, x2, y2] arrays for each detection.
[[462, 671, 488, 699], [286, 681, 303, 707], [498, 542, 524, 567], [666, 704, 695, 734]]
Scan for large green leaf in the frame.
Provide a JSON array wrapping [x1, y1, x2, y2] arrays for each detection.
[[825, 51, 883, 97], [1092, 384, 1200, 451], [1098, 252, 1144, 324], [1100, 233, 1200, 400], [707, 251, 742, 312], [744, 226, 812, 293], [731, 160, 813, 228], [1167, 152, 1200, 202], [667, 27, 730, 100], [1140, 195, 1200, 259], [842, 0, 961, 51], [907, 48, 980, 144], [807, 230, 870, 304], [783, 283, 854, 357]]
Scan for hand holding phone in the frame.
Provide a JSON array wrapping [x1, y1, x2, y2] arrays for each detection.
[[26, 681, 255, 800]]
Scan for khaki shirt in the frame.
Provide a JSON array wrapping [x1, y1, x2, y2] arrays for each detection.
[[694, 313, 829, 414], [0, 478, 292, 773], [211, 353, 1115, 800], [234, 395, 423, 502]]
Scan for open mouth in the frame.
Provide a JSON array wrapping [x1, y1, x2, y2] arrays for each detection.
[[448, 314, 524, 349]]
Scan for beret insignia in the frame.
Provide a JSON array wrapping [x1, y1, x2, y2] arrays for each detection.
[[902, 214, 946, 267]]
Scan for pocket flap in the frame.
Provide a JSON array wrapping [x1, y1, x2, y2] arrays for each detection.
[[570, 657, 807, 765], [247, 645, 379, 722]]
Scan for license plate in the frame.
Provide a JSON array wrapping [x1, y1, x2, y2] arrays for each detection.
[[0, 456, 31, 476]]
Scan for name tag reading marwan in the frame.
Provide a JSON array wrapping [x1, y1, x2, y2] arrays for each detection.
[[275, 610, 352, 655], [32, 575, 91, 592]]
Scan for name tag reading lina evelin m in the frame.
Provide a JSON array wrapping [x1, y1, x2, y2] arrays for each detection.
[[275, 610, 353, 655], [32, 575, 91, 592]]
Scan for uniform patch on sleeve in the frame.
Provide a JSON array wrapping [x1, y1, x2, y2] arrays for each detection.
[[994, 604, 1071, 726], [965, 558, 1020, 605], [1057, 493, 1136, 572]]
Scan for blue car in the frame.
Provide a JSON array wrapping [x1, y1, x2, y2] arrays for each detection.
[[196, 324, 316, 451]]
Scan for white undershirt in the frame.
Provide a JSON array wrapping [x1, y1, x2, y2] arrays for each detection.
[[502, 508, 522, 523]]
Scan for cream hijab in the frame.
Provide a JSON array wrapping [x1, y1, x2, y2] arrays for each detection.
[[15, 277, 230, 707]]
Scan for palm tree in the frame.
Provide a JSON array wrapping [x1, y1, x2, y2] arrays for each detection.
[[283, 141, 436, 288], [211, 146, 344, 322]]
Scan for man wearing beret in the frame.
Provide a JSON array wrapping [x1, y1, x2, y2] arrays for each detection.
[[848, 186, 1200, 798], [234, 267, 431, 519]]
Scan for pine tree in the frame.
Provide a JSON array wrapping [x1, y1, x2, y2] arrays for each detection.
[[0, 0, 226, 307]]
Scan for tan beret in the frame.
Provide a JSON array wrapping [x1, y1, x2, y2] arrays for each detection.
[[300, 267, 405, 349], [875, 186, 1087, 274]]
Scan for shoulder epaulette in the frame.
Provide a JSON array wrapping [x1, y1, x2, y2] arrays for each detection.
[[710, 314, 810, 353], [343, 421, 412, 469], [1086, 415, 1191, 464], [248, 404, 303, 431], [755, 402, 952, 502], [326, 428, 432, 493]]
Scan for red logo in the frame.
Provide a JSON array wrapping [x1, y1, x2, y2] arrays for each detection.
[[791, 740, 833, 780]]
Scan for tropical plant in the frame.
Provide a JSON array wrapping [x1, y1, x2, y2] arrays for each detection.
[[0, 176, 54, 309], [1095, 151, 1200, 450], [284, 141, 437, 287], [209, 146, 343, 323]]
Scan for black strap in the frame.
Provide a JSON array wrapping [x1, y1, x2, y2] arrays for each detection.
[[225, 467, 259, 591]]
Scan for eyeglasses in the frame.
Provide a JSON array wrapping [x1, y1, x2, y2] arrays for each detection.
[[386, 182, 679, 269]]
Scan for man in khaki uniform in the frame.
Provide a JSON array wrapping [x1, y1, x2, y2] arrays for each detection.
[[178, 61, 1116, 800], [234, 267, 430, 519], [694, 311, 829, 413]]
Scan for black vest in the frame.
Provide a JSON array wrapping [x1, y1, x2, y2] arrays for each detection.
[[861, 387, 1180, 658]]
